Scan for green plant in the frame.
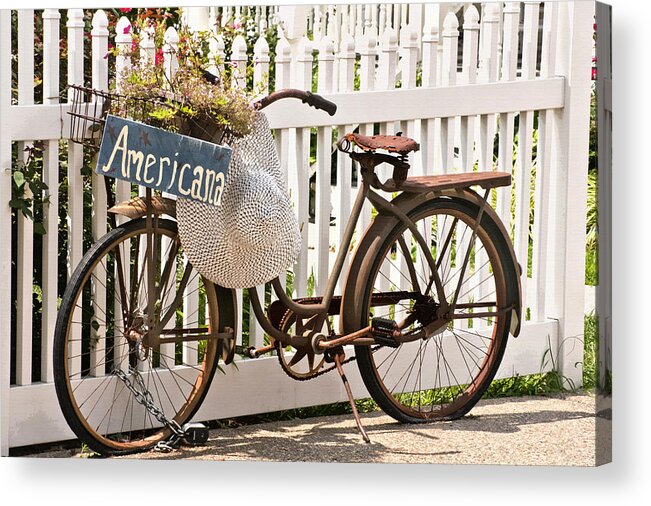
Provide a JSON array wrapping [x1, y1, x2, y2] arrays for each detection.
[[108, 20, 256, 137], [9, 142, 49, 235]]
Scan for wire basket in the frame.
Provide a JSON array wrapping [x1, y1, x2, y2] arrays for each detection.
[[67, 84, 235, 149]]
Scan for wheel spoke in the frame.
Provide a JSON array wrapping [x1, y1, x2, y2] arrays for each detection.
[[55, 220, 220, 454], [358, 202, 512, 421]]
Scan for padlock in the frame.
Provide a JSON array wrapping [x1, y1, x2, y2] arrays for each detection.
[[181, 422, 209, 446]]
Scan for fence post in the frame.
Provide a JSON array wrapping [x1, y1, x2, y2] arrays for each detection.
[[0, 9, 12, 457], [546, 1, 594, 387]]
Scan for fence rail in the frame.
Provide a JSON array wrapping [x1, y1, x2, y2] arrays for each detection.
[[0, 2, 594, 454]]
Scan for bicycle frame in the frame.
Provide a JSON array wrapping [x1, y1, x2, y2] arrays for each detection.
[[246, 160, 495, 352]]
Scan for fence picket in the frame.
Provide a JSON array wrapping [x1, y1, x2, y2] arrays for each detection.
[[439, 11, 458, 175], [335, 34, 356, 292], [231, 35, 248, 89], [314, 37, 334, 295], [497, 2, 520, 229], [163, 27, 180, 82], [357, 28, 377, 240], [514, 1, 541, 317], [112, 16, 132, 375], [253, 36, 270, 96], [65, 9, 86, 380], [475, 4, 501, 324], [89, 10, 109, 376], [40, 7, 61, 384], [15, 9, 36, 386], [457, 6, 480, 331], [531, 1, 559, 322]]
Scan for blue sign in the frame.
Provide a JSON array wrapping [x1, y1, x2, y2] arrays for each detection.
[[96, 115, 232, 207]]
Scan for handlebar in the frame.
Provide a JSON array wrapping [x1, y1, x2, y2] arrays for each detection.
[[253, 89, 337, 116], [200, 71, 337, 116]]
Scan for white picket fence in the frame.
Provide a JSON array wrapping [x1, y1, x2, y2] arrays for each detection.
[[0, 2, 594, 454]]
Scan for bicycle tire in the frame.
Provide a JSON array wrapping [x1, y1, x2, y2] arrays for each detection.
[[53, 218, 222, 455], [353, 196, 519, 423]]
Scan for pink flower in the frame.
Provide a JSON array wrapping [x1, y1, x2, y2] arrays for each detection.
[[123, 25, 131, 35], [592, 67, 597, 80], [119, 8, 132, 13], [131, 40, 138, 52], [231, 22, 242, 30]]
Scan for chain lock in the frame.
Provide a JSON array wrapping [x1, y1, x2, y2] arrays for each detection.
[[113, 368, 209, 452]]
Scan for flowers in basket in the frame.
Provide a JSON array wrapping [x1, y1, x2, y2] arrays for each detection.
[[107, 18, 256, 143]]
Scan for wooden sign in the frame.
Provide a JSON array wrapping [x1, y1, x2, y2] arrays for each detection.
[[96, 115, 232, 206]]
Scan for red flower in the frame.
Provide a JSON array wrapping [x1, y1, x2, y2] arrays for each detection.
[[155, 48, 164, 66], [119, 8, 132, 13]]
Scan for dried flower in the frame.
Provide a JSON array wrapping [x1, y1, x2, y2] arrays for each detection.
[[110, 22, 255, 139]]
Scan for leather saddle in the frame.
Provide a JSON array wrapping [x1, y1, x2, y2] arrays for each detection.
[[344, 132, 420, 155]]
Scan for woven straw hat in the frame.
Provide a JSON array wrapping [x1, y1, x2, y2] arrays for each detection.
[[177, 113, 301, 288]]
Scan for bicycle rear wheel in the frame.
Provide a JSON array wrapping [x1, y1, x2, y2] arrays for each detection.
[[354, 197, 518, 423], [53, 218, 223, 455]]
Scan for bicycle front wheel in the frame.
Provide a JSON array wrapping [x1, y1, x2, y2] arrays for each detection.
[[354, 197, 517, 423], [53, 218, 222, 455]]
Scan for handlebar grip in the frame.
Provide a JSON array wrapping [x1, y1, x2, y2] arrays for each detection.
[[303, 92, 337, 116]]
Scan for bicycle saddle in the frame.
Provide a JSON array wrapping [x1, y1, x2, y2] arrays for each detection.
[[343, 132, 420, 155]]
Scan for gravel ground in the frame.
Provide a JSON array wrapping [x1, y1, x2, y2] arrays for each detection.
[[17, 392, 611, 466]]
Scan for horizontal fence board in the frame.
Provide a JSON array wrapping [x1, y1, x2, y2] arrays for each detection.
[[9, 321, 557, 447], [265, 78, 565, 129], [6, 78, 565, 142], [7, 104, 73, 141]]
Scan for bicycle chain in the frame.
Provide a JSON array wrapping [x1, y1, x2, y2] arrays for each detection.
[[114, 368, 185, 452], [274, 339, 359, 381]]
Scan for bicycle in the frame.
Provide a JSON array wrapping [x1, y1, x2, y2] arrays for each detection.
[[54, 84, 522, 456]]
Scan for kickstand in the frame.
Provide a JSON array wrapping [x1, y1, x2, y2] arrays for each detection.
[[333, 350, 371, 444]]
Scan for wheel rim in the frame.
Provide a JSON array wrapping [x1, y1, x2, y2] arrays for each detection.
[[60, 222, 218, 452], [361, 204, 509, 420]]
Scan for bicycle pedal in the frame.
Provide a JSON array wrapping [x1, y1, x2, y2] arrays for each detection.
[[181, 422, 209, 446], [371, 317, 400, 348]]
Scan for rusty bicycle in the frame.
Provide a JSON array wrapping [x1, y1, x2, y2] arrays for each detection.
[[53, 85, 522, 455]]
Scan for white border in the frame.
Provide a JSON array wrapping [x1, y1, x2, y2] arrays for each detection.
[[1, 0, 650, 504]]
